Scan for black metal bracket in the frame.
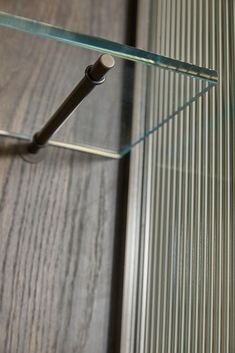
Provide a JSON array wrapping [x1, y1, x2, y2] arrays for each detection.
[[20, 54, 115, 163]]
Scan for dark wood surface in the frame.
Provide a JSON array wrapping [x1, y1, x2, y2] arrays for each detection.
[[0, 1, 132, 352]]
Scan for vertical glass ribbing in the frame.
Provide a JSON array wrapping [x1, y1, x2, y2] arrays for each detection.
[[136, 0, 235, 352]]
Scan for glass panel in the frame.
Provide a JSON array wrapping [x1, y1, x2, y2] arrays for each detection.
[[0, 12, 218, 158]]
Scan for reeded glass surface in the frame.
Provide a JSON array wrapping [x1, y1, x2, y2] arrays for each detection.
[[0, 11, 218, 157]]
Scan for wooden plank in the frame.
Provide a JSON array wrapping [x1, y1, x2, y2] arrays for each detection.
[[0, 0, 132, 352]]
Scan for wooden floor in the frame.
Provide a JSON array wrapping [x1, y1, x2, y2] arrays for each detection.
[[0, 1, 133, 352]]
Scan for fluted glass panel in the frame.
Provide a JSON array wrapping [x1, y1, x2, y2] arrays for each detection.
[[132, 0, 235, 352]]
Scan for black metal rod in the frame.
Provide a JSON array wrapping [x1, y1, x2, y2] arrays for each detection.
[[28, 54, 115, 153]]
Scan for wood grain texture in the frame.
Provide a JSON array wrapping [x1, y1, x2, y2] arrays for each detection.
[[0, 0, 133, 352]]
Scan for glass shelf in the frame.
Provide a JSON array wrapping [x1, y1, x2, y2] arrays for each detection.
[[0, 11, 218, 158]]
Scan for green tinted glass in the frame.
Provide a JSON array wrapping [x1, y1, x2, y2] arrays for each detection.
[[0, 11, 218, 158]]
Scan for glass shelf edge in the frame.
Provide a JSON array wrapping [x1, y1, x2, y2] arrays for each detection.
[[0, 130, 121, 159], [0, 83, 216, 159], [0, 11, 218, 83], [120, 82, 217, 157]]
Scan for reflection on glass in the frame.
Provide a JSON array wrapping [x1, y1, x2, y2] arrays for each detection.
[[0, 11, 218, 158]]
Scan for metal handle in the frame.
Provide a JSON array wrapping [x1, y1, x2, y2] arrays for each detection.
[[28, 54, 115, 154]]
